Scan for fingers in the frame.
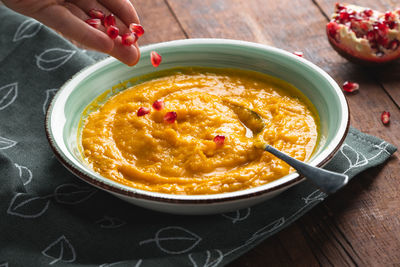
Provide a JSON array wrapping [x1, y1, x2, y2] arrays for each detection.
[[99, 0, 140, 25], [109, 40, 140, 66], [33, 4, 114, 53]]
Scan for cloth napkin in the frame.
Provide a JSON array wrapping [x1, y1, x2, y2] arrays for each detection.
[[0, 6, 396, 267]]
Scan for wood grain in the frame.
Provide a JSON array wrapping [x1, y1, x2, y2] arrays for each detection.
[[164, 0, 400, 265]]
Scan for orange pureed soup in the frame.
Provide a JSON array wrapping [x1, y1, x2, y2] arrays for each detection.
[[80, 67, 319, 195]]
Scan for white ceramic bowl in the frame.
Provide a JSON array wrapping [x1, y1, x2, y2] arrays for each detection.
[[45, 39, 349, 215]]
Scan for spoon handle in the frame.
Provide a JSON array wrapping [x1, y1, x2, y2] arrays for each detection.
[[264, 145, 349, 194]]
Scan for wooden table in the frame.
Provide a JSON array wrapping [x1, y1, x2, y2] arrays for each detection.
[[133, 0, 400, 265]]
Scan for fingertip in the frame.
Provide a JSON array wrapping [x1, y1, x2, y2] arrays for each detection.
[[110, 39, 140, 66]]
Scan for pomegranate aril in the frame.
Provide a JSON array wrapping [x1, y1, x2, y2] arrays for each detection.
[[150, 51, 162, 67], [381, 111, 390, 125], [327, 21, 340, 38], [85, 18, 101, 29], [129, 23, 145, 37], [335, 3, 345, 11], [293, 51, 303, 57], [137, 107, 150, 116], [152, 100, 165, 111], [89, 9, 105, 20], [121, 32, 138, 46], [164, 111, 177, 123], [106, 26, 119, 39], [342, 81, 359, 92], [104, 14, 116, 27], [363, 9, 373, 17], [213, 135, 226, 146], [388, 39, 400, 50]]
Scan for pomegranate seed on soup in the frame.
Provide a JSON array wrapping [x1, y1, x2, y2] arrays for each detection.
[[129, 23, 145, 37], [85, 18, 101, 29], [150, 51, 162, 67], [152, 100, 165, 111], [381, 111, 390, 125], [106, 26, 119, 39], [213, 135, 226, 146], [164, 111, 177, 123], [121, 32, 138, 46], [342, 81, 359, 92], [89, 9, 105, 20], [104, 14, 116, 27], [137, 107, 150, 117]]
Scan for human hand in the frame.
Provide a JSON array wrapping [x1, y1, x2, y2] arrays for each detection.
[[3, 0, 141, 66]]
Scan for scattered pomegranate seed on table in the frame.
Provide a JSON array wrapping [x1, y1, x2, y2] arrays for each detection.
[[152, 100, 165, 111], [121, 32, 138, 46], [293, 51, 303, 57], [85, 18, 101, 29], [137, 107, 150, 116], [381, 111, 390, 125], [89, 9, 105, 20], [129, 23, 145, 37], [104, 14, 116, 27], [342, 81, 359, 93], [106, 26, 119, 39], [164, 111, 177, 123], [151, 51, 162, 67], [213, 135, 226, 146]]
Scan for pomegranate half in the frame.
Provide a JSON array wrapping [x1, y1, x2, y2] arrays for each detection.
[[326, 3, 400, 65]]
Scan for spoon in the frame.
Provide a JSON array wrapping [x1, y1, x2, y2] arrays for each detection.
[[226, 102, 348, 194]]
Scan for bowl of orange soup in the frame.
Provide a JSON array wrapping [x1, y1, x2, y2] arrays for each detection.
[[45, 39, 349, 214]]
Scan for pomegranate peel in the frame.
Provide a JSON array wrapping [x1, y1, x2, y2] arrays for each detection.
[[327, 3, 400, 65]]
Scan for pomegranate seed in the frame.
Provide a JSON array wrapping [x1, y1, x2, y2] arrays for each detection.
[[89, 9, 105, 20], [335, 3, 345, 11], [377, 36, 389, 46], [363, 9, 373, 17], [152, 100, 165, 111], [293, 51, 303, 57], [213, 135, 226, 146], [376, 22, 388, 37], [388, 39, 400, 50], [387, 21, 397, 29], [164, 111, 177, 123], [104, 14, 116, 27], [381, 111, 390, 125], [150, 51, 162, 67], [129, 23, 145, 37], [106, 26, 119, 39], [342, 81, 359, 93], [384, 12, 394, 21], [121, 32, 138, 46], [366, 30, 376, 41], [137, 107, 150, 116], [327, 21, 340, 38], [85, 18, 101, 29], [339, 10, 350, 22]]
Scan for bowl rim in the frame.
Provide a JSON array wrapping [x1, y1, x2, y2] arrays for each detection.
[[45, 38, 350, 204]]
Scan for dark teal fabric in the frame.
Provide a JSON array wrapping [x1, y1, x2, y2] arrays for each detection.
[[0, 6, 396, 267]]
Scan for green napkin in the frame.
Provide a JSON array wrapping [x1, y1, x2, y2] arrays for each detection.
[[0, 6, 396, 267]]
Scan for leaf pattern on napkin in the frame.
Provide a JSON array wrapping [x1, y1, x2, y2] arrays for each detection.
[[96, 215, 126, 229], [0, 136, 17, 150], [42, 235, 76, 265], [221, 208, 251, 224], [14, 163, 33, 185], [340, 144, 368, 173], [13, 19, 42, 42], [0, 262, 9, 267], [43, 89, 58, 115], [140, 226, 202, 254], [248, 217, 285, 242], [188, 250, 223, 267], [7, 193, 51, 218], [99, 259, 143, 267], [0, 82, 18, 111], [53, 183, 96, 205], [35, 48, 76, 71]]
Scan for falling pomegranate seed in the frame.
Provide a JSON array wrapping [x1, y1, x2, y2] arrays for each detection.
[[106, 26, 119, 39], [104, 14, 116, 27], [213, 135, 226, 146], [164, 111, 177, 123], [293, 51, 303, 57], [137, 107, 150, 116], [89, 9, 105, 20], [342, 81, 359, 93], [129, 23, 145, 37], [85, 18, 101, 29], [152, 100, 165, 111], [381, 111, 390, 125], [121, 32, 138, 46], [151, 51, 162, 67]]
